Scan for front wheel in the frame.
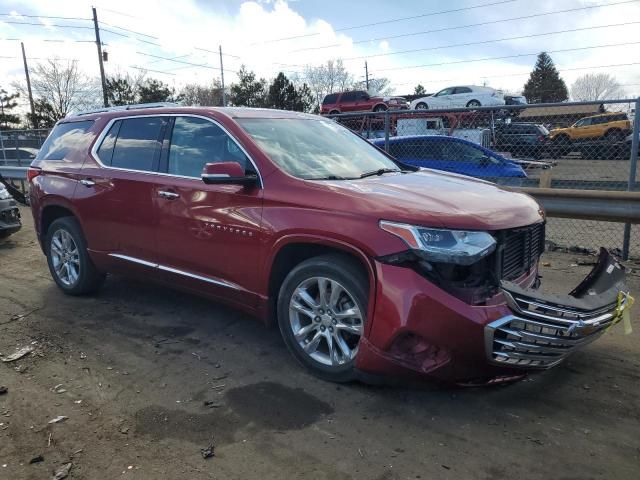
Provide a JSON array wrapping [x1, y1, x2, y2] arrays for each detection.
[[45, 217, 105, 295], [373, 104, 388, 112], [415, 102, 428, 110], [277, 254, 368, 382]]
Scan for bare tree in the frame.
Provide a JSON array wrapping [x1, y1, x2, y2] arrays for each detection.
[[181, 80, 224, 106], [354, 77, 394, 96], [570, 73, 625, 101], [303, 59, 354, 109], [14, 59, 100, 118]]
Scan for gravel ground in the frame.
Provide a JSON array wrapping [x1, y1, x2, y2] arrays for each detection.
[[1, 207, 639, 480]]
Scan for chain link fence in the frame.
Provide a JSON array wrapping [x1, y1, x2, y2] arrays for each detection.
[[1, 102, 638, 258], [328, 99, 639, 259]]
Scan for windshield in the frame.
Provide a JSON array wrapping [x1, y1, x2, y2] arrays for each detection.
[[237, 118, 400, 180]]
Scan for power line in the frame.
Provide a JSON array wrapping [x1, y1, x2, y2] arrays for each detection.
[[135, 51, 238, 73], [375, 40, 640, 73], [99, 21, 158, 40], [289, 0, 639, 53], [254, 0, 518, 45], [0, 13, 90, 21], [392, 61, 640, 87], [0, 20, 94, 29], [130, 65, 176, 76], [342, 21, 640, 61]]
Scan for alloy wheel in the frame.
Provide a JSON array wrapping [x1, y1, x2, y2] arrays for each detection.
[[288, 276, 363, 367], [50, 229, 81, 287]]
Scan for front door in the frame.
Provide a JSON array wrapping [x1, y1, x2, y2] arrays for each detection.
[[154, 115, 263, 306]]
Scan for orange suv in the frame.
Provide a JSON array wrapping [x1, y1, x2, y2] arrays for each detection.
[[550, 112, 631, 144]]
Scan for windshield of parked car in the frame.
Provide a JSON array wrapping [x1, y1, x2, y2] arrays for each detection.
[[237, 118, 401, 180]]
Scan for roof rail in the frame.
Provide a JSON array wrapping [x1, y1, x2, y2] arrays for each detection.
[[66, 102, 180, 117]]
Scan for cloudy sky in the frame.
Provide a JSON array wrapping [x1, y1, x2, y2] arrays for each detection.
[[1, 0, 639, 108]]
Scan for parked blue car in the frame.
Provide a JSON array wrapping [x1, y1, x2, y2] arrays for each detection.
[[372, 135, 527, 182]]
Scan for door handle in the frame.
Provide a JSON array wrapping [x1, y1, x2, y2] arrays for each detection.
[[158, 190, 179, 199], [80, 179, 95, 187]]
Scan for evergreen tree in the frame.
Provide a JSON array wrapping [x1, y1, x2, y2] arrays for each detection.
[[265, 73, 314, 112], [138, 79, 177, 103], [414, 84, 426, 96], [27, 98, 59, 129], [230, 66, 267, 108], [0, 88, 20, 129], [106, 75, 137, 106], [523, 52, 568, 103]]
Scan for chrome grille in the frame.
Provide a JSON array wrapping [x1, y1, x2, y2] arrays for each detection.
[[485, 291, 624, 369]]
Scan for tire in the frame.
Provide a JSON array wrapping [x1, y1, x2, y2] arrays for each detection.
[[466, 100, 481, 108], [45, 216, 105, 295], [415, 102, 428, 110], [605, 129, 624, 143], [554, 134, 571, 145], [277, 254, 368, 383], [0, 230, 11, 239], [373, 104, 387, 112], [329, 110, 340, 115]]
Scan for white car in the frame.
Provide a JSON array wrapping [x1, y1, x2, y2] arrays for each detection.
[[410, 85, 505, 110]]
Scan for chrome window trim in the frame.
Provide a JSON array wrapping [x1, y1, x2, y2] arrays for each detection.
[[107, 253, 241, 291], [89, 113, 264, 188]]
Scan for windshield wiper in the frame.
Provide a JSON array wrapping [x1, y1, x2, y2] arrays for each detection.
[[309, 175, 355, 180], [359, 168, 401, 179]]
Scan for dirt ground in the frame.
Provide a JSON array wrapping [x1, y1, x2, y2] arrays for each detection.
[[1, 207, 639, 480]]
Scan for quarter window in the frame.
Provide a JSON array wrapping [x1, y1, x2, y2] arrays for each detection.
[[36, 120, 94, 160], [167, 116, 248, 178]]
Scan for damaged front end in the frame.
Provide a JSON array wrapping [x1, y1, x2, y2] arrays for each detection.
[[486, 248, 632, 369]]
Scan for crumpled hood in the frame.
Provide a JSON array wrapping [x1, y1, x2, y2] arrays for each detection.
[[318, 170, 543, 230]]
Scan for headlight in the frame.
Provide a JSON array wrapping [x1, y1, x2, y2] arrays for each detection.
[[380, 220, 496, 265], [0, 187, 11, 200]]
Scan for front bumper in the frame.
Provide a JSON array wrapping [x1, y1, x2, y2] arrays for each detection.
[[357, 249, 630, 383], [0, 199, 21, 235], [486, 249, 629, 369]]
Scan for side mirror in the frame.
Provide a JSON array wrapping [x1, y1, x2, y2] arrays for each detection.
[[201, 162, 258, 186]]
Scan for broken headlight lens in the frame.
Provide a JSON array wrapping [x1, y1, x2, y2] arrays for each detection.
[[380, 220, 497, 266], [0, 186, 11, 200]]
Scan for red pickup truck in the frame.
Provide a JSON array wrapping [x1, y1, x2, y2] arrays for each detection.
[[321, 90, 408, 115]]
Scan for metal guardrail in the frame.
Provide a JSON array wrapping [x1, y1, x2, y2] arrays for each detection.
[[512, 187, 640, 224], [0, 166, 28, 180]]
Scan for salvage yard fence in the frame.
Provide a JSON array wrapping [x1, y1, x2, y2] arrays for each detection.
[[1, 99, 638, 259], [327, 98, 640, 259]]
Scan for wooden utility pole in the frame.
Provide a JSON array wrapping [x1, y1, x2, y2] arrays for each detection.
[[219, 45, 226, 107], [92, 7, 108, 107], [365, 61, 369, 91], [20, 42, 36, 127]]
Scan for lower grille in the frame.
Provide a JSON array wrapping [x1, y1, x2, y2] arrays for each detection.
[[485, 291, 624, 368], [498, 222, 545, 281]]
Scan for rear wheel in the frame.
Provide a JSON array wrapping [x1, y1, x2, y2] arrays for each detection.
[[329, 110, 340, 115], [605, 129, 624, 142], [466, 100, 481, 108], [45, 217, 105, 295], [277, 254, 367, 382], [373, 104, 387, 112], [415, 102, 428, 110]]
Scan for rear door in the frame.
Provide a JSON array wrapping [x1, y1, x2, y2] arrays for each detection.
[[571, 117, 594, 139], [153, 115, 263, 306], [452, 87, 473, 107], [339, 91, 357, 112], [75, 116, 168, 267]]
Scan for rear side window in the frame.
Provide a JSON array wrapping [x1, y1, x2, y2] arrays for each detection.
[[341, 92, 357, 102], [322, 94, 339, 105], [36, 121, 94, 160], [454, 87, 472, 94], [98, 117, 165, 172]]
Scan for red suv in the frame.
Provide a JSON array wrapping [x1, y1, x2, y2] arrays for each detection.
[[29, 105, 630, 384], [321, 90, 408, 115]]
